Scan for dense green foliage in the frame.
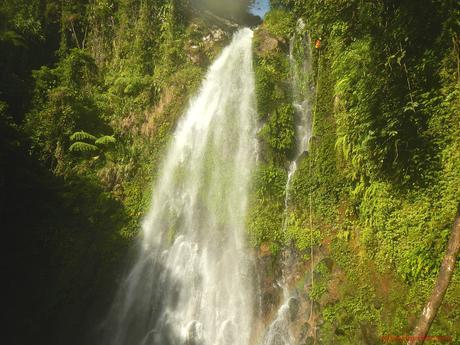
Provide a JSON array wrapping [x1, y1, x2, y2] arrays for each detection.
[[250, 1, 460, 343], [249, 18, 295, 253], [1, 1, 236, 343], [2, 0, 459, 344]]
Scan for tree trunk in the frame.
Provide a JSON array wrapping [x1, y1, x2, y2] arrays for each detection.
[[407, 205, 460, 345]]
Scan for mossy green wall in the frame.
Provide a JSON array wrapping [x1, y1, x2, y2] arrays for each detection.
[[251, 2, 460, 342]]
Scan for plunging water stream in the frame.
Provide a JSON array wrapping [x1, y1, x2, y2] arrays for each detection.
[[283, 19, 314, 229], [261, 20, 314, 345], [104, 28, 258, 345]]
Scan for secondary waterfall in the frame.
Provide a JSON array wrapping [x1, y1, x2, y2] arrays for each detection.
[[104, 28, 258, 345], [261, 20, 314, 345], [286, 18, 313, 196]]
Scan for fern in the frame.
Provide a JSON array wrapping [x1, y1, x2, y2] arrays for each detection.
[[70, 131, 97, 142], [69, 141, 98, 153], [0, 30, 25, 47], [95, 135, 116, 145]]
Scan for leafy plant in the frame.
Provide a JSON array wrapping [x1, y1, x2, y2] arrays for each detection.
[[69, 141, 98, 153], [69, 130, 115, 154]]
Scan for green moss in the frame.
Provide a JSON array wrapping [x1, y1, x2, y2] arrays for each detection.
[[269, 0, 460, 340], [248, 18, 297, 253], [263, 9, 295, 39]]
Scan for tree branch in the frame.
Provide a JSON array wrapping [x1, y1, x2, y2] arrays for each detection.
[[408, 205, 460, 345]]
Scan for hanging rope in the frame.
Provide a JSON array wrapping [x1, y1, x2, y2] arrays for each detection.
[[309, 40, 322, 332]]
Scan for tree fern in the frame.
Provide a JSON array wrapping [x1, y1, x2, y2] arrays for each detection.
[[70, 131, 97, 142], [69, 141, 98, 152], [95, 135, 116, 145]]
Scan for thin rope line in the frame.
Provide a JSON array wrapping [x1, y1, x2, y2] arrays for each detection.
[[310, 47, 321, 337]]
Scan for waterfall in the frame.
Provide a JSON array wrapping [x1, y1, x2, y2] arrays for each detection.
[[104, 28, 258, 345], [261, 19, 314, 345], [286, 18, 313, 198]]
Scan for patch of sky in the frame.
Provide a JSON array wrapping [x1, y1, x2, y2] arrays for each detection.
[[249, 0, 270, 18]]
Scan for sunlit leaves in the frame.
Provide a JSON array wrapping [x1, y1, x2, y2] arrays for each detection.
[[95, 135, 116, 145], [69, 141, 98, 152], [70, 130, 97, 142]]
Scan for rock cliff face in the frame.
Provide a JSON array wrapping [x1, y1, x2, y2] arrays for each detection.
[[186, 25, 230, 66], [251, 4, 460, 344], [251, 22, 324, 344], [255, 245, 329, 344], [254, 27, 286, 56]]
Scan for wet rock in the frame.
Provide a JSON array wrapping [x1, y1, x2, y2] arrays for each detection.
[[304, 301, 321, 321], [202, 28, 227, 44], [219, 320, 235, 345], [185, 320, 203, 345], [187, 49, 206, 65], [255, 27, 285, 56], [185, 37, 206, 65], [259, 242, 272, 257], [211, 28, 225, 41], [259, 35, 279, 54], [288, 297, 300, 321], [300, 322, 310, 338], [273, 334, 287, 345], [264, 333, 287, 345], [262, 291, 279, 314], [304, 336, 315, 345]]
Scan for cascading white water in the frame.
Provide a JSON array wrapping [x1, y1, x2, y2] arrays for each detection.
[[286, 18, 313, 196], [261, 19, 314, 345], [104, 28, 258, 345]]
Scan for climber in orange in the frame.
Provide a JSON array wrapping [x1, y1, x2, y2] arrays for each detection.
[[315, 38, 321, 49]]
